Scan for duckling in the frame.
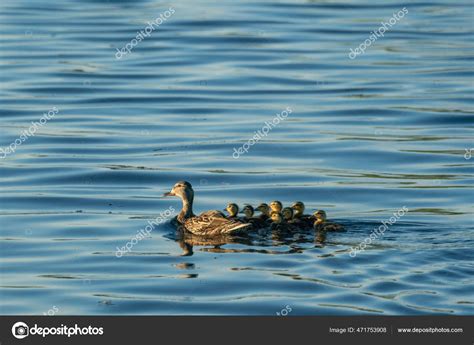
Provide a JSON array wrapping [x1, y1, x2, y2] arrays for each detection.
[[291, 201, 306, 219], [313, 210, 344, 231], [270, 211, 297, 233], [291, 201, 314, 230], [242, 205, 267, 229], [282, 207, 295, 222], [281, 207, 313, 240], [164, 181, 251, 236], [269, 211, 284, 231], [270, 200, 283, 213], [242, 204, 254, 220], [256, 203, 271, 221], [224, 203, 239, 219]]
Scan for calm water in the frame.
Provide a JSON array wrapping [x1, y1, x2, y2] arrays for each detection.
[[1, 0, 473, 315]]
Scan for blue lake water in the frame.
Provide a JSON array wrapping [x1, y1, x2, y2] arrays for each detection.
[[0, 0, 473, 315]]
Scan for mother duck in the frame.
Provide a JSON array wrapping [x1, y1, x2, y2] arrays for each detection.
[[164, 181, 251, 236]]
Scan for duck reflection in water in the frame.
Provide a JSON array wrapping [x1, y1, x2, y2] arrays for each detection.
[[175, 227, 253, 256], [173, 224, 328, 256]]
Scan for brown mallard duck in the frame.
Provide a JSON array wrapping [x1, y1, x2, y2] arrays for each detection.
[[313, 210, 344, 231], [164, 181, 251, 236]]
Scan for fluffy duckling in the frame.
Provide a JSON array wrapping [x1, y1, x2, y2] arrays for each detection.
[[256, 203, 271, 221], [242, 204, 254, 220], [291, 201, 314, 230], [270, 211, 297, 233], [225, 203, 239, 219], [242, 204, 267, 228], [291, 201, 306, 218], [282, 207, 295, 222], [313, 210, 344, 231], [270, 200, 283, 213], [270, 211, 284, 231]]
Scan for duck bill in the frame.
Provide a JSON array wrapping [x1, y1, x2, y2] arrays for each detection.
[[163, 191, 175, 197]]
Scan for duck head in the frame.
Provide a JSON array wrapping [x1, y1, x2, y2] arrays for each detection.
[[270, 200, 283, 213], [256, 203, 270, 216], [164, 181, 194, 202], [292, 201, 305, 218], [164, 181, 195, 221], [270, 211, 283, 224], [225, 203, 239, 217], [282, 207, 294, 221], [313, 210, 327, 224], [242, 204, 254, 218]]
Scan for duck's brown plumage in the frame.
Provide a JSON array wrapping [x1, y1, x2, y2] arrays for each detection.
[[164, 181, 251, 236], [183, 210, 250, 236]]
